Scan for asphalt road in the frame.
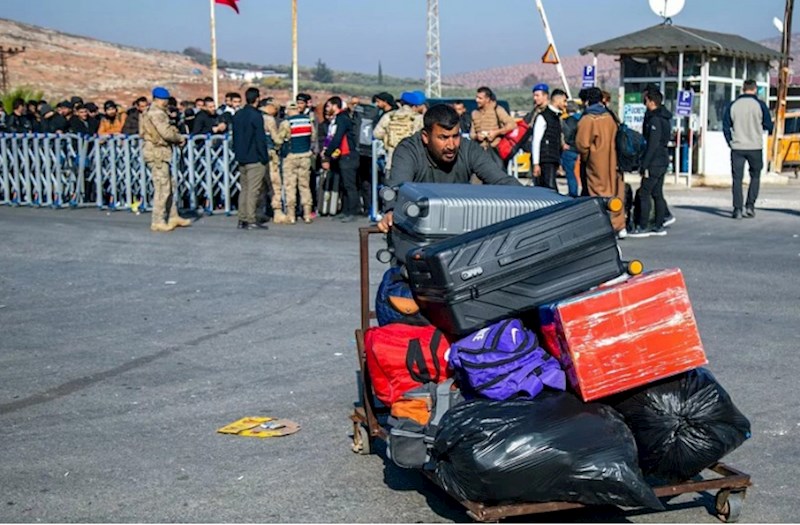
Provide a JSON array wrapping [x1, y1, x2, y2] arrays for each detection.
[[1, 185, 798, 523]]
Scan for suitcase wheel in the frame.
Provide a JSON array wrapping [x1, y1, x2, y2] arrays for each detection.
[[607, 197, 624, 213], [626, 259, 644, 276]]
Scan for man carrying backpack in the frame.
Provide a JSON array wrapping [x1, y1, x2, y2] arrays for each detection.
[[628, 90, 671, 238], [373, 91, 425, 176]]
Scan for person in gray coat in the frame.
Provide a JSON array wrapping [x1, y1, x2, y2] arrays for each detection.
[[722, 79, 773, 219]]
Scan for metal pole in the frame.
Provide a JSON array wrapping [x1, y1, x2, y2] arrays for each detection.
[[292, 0, 299, 100], [209, 0, 219, 107], [771, 0, 794, 173], [535, 0, 571, 99], [675, 51, 684, 184]]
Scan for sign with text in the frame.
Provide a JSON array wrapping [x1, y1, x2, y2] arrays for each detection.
[[582, 65, 596, 88], [676, 90, 694, 117], [623, 103, 647, 134]]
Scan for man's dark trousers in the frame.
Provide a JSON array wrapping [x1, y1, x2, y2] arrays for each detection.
[[637, 166, 667, 229], [336, 154, 361, 217], [731, 149, 763, 211], [536, 162, 560, 192]]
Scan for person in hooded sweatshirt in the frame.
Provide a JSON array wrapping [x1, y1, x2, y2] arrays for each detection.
[[628, 89, 671, 238]]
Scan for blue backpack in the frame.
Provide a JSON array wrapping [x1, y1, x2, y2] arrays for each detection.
[[375, 267, 427, 326], [616, 124, 646, 172]]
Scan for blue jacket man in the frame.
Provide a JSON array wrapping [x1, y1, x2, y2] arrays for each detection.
[[232, 87, 269, 230], [722, 80, 773, 219]]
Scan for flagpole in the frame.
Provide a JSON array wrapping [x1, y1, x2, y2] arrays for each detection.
[[292, 0, 298, 100], [209, 0, 219, 106], [535, 0, 571, 99]]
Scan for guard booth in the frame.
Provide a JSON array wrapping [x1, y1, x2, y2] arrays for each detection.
[[580, 24, 781, 184]]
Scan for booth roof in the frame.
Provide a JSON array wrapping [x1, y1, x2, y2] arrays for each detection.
[[580, 24, 782, 62]]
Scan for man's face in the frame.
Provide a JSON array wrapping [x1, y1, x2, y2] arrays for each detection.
[[422, 123, 461, 165], [350, 97, 360, 108], [137, 100, 148, 113], [475, 92, 490, 109], [106, 107, 117, 118], [231, 96, 242, 110], [533, 90, 548, 108], [77, 108, 88, 121], [297, 99, 308, 113], [552, 95, 567, 112], [453, 103, 465, 116], [205, 101, 216, 114], [195, 100, 205, 109]]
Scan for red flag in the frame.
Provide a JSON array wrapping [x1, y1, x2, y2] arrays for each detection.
[[215, 0, 239, 13]]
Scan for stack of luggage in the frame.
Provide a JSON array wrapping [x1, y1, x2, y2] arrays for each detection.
[[365, 183, 751, 509]]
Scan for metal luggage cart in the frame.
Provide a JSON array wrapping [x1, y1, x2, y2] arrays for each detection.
[[349, 226, 751, 523]]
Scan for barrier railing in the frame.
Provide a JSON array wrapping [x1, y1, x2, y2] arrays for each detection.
[[0, 133, 241, 213]]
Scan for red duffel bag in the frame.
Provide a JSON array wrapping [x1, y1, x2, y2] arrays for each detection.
[[497, 118, 530, 161], [365, 323, 451, 406]]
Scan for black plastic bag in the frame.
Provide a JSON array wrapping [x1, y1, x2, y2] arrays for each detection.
[[432, 392, 663, 509], [609, 368, 751, 482]]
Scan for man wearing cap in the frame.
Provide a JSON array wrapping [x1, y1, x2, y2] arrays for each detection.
[[470, 86, 516, 168], [373, 91, 424, 175], [232, 87, 270, 231], [140, 87, 191, 232], [377, 104, 521, 233], [373, 92, 396, 123], [277, 102, 317, 224], [98, 101, 126, 135], [257, 98, 284, 222]]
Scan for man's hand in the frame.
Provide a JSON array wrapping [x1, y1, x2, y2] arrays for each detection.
[[377, 210, 394, 233], [533, 164, 541, 177], [563, 144, 570, 151]]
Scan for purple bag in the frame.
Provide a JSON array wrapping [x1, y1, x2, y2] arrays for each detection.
[[449, 319, 566, 401]]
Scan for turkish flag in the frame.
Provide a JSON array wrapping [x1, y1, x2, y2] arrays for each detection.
[[215, 0, 239, 13]]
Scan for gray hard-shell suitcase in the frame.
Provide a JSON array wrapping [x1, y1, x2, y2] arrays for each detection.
[[385, 183, 570, 263], [405, 197, 628, 336]]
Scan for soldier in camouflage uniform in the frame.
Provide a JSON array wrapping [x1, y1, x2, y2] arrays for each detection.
[[258, 99, 285, 222], [373, 91, 425, 175], [140, 87, 189, 232], [277, 102, 317, 224]]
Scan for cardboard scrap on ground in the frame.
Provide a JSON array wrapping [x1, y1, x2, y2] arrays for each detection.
[[217, 417, 300, 438]]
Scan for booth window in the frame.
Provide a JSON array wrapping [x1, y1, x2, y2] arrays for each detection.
[[707, 82, 732, 131], [710, 56, 733, 78], [623, 56, 661, 78]]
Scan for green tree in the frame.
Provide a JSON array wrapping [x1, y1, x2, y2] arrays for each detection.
[[312, 59, 334, 84], [378, 61, 383, 86], [2, 86, 45, 114]]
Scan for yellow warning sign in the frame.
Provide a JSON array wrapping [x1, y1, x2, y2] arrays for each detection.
[[542, 44, 559, 65]]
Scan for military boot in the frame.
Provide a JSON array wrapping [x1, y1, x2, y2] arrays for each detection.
[[286, 213, 296, 225], [303, 206, 313, 224], [168, 216, 192, 228], [150, 222, 176, 233], [273, 210, 288, 224]]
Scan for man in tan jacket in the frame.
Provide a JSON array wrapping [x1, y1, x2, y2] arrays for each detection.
[[470, 86, 516, 168], [576, 87, 626, 234], [139, 87, 190, 232]]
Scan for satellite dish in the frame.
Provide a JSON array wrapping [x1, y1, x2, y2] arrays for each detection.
[[649, 0, 685, 21]]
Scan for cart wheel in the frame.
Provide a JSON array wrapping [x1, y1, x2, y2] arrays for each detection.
[[351, 422, 372, 455], [716, 489, 745, 523]]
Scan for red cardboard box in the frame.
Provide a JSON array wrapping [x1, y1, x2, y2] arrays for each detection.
[[549, 268, 708, 401]]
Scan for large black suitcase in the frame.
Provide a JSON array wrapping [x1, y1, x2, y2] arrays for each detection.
[[387, 183, 570, 263], [405, 197, 628, 336]]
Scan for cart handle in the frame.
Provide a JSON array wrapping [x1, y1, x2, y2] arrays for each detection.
[[359, 226, 382, 332]]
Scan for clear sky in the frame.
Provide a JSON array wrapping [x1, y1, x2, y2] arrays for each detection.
[[2, 0, 798, 78]]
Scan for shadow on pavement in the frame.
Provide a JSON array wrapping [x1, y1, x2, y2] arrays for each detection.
[[674, 205, 732, 218]]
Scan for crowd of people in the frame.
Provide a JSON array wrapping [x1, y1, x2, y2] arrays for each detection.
[[3, 77, 770, 235]]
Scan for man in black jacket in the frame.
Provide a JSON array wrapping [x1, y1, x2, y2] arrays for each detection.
[[629, 90, 671, 238], [322, 96, 360, 222], [232, 87, 269, 230], [193, 97, 227, 135], [5, 98, 33, 133], [377, 104, 521, 233], [531, 88, 567, 191]]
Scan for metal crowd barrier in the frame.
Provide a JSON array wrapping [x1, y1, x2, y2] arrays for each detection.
[[0, 133, 240, 214]]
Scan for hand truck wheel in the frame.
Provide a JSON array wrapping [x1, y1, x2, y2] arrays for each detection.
[[715, 489, 745, 523], [351, 422, 372, 455]]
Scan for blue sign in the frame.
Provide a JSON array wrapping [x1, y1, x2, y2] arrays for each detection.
[[676, 90, 693, 117], [582, 65, 596, 88]]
